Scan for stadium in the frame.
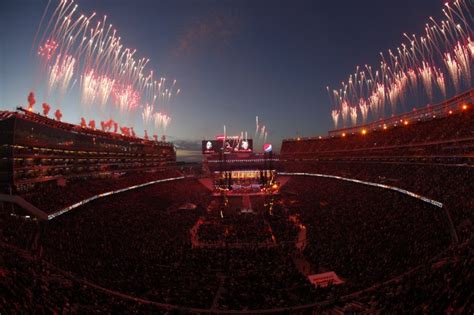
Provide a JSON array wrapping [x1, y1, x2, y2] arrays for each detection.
[[2, 89, 473, 313], [1, 0, 473, 314]]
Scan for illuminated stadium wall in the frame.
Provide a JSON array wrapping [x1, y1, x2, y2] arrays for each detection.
[[0, 110, 176, 189], [280, 90, 474, 163]]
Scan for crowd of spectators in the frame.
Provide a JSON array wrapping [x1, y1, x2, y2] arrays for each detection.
[[1, 244, 161, 313], [217, 248, 317, 310], [281, 105, 474, 159], [35, 178, 329, 310], [318, 241, 473, 314], [281, 161, 474, 242], [3, 177, 319, 311], [0, 205, 38, 250], [19, 169, 181, 214], [280, 176, 452, 293], [1, 164, 471, 312], [38, 178, 218, 309], [3, 235, 470, 313], [196, 214, 274, 247]]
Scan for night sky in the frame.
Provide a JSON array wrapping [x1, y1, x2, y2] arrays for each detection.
[[0, 0, 446, 159]]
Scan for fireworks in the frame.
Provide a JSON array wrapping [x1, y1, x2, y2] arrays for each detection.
[[153, 112, 171, 132], [48, 54, 76, 95], [331, 109, 340, 128], [435, 69, 447, 98], [359, 99, 369, 123], [54, 109, 63, 121], [454, 42, 471, 85], [255, 115, 259, 139], [38, 39, 58, 60], [113, 84, 140, 113], [341, 101, 349, 126], [35, 0, 180, 137], [27, 92, 36, 111], [81, 70, 115, 107], [349, 107, 358, 125], [254, 115, 270, 148], [329, 0, 474, 128], [141, 104, 154, 126], [420, 62, 434, 99], [141, 109, 171, 139], [42, 103, 51, 116]]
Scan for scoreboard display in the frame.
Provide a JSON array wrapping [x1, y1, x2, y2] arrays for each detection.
[[202, 138, 253, 154]]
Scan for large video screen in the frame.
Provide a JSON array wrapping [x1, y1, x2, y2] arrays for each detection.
[[202, 138, 253, 154]]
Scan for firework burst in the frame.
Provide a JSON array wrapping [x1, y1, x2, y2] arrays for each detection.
[[328, 0, 474, 128], [35, 0, 180, 137]]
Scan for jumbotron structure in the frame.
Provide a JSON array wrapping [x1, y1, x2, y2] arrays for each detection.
[[1, 89, 473, 313]]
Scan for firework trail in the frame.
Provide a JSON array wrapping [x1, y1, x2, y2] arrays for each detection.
[[359, 99, 369, 123], [435, 68, 447, 98], [331, 109, 340, 128], [341, 101, 349, 126], [328, 0, 474, 128], [254, 115, 259, 139], [260, 125, 266, 139], [142, 104, 154, 126], [349, 107, 358, 125], [420, 61, 434, 99]]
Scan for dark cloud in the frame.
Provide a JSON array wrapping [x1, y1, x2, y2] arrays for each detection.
[[174, 11, 242, 57]]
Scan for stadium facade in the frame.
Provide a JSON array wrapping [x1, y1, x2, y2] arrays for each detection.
[[281, 88, 474, 164], [0, 108, 176, 191]]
